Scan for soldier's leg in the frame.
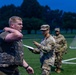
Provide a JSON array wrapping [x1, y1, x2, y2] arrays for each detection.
[[42, 63, 51, 75], [54, 53, 59, 72], [55, 54, 63, 73]]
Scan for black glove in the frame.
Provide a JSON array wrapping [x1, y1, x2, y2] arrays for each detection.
[[28, 48, 33, 52]]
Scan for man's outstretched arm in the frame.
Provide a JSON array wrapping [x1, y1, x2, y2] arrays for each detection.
[[22, 59, 34, 74]]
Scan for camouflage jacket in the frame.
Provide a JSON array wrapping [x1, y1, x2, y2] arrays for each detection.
[[0, 31, 24, 67], [33, 35, 56, 66], [53, 34, 67, 53]]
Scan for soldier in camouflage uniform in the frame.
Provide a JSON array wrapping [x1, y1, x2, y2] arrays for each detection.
[[53, 28, 67, 73], [28, 24, 56, 75], [0, 16, 34, 75]]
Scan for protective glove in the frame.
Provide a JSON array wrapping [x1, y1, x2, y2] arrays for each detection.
[[28, 48, 33, 52]]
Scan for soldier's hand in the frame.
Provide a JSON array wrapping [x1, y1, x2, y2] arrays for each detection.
[[4, 27, 10, 31], [33, 41, 40, 47], [26, 66, 34, 74], [55, 50, 61, 53], [64, 50, 67, 54]]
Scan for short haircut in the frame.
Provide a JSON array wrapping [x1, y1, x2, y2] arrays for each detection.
[[9, 16, 22, 25]]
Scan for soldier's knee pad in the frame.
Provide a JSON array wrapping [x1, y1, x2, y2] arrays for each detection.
[[42, 64, 51, 71]]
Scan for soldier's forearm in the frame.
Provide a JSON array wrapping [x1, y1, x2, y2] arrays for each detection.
[[23, 59, 29, 68], [39, 45, 53, 53]]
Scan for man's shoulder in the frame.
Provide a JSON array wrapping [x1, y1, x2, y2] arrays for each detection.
[[0, 30, 4, 33], [59, 34, 66, 41], [48, 35, 55, 43], [0, 31, 9, 39], [59, 34, 64, 37], [0, 31, 9, 35]]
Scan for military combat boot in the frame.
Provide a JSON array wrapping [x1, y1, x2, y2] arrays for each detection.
[[56, 69, 61, 73], [55, 68, 61, 73]]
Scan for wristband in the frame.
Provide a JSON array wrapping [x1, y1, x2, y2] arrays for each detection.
[[25, 65, 29, 69]]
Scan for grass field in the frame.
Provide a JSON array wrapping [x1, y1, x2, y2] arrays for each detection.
[[19, 34, 76, 75]]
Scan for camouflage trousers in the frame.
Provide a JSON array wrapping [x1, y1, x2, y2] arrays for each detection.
[[41, 63, 51, 75], [54, 52, 63, 69], [0, 65, 20, 75]]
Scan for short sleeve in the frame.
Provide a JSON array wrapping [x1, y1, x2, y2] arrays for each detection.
[[0, 32, 9, 40]]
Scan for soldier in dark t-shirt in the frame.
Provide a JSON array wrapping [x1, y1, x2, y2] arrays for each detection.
[[0, 16, 34, 75]]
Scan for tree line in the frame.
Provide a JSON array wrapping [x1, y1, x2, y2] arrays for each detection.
[[0, 0, 76, 34]]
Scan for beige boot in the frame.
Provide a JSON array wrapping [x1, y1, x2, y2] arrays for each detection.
[[56, 69, 61, 73], [55, 68, 61, 73]]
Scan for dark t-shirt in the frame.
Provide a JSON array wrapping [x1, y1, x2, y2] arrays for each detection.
[[0, 31, 24, 67]]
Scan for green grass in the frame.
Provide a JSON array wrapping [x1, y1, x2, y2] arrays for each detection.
[[19, 34, 76, 75]]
